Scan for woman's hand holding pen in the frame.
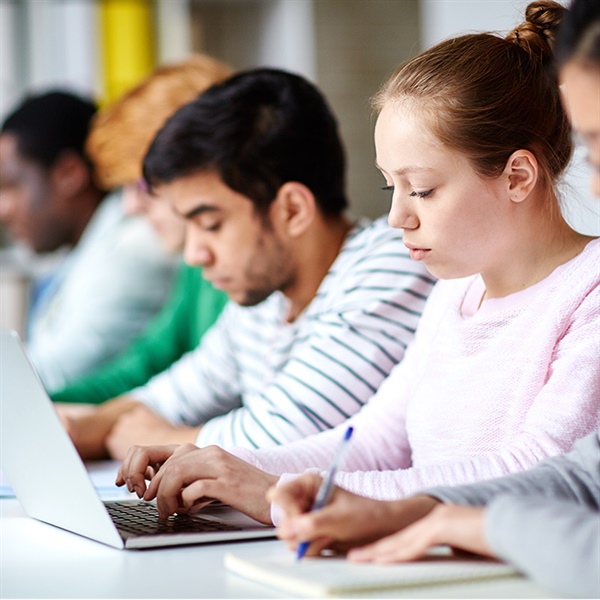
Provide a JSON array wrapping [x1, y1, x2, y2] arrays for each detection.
[[270, 474, 442, 557]]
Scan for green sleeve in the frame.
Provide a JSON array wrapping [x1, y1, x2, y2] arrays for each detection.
[[50, 263, 227, 404]]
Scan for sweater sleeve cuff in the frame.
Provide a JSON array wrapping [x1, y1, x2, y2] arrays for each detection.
[[270, 473, 300, 526], [270, 469, 323, 526]]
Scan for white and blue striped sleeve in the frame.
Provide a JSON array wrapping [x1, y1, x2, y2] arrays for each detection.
[[132, 219, 436, 450], [196, 224, 435, 449], [130, 304, 245, 425]]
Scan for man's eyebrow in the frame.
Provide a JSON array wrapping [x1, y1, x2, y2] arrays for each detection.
[[182, 204, 221, 219]]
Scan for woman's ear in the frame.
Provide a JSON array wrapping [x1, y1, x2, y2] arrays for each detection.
[[271, 181, 316, 237], [503, 149, 538, 203]]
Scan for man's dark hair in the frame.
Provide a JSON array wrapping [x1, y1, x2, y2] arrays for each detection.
[[1, 90, 97, 168], [555, 0, 600, 68], [143, 68, 348, 216]]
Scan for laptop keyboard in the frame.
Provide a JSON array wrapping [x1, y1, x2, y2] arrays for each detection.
[[105, 501, 240, 537]]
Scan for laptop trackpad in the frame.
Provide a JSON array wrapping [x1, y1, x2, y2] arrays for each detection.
[[192, 504, 268, 528]]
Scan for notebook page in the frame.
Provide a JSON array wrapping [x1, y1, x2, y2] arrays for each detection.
[[224, 550, 520, 597]]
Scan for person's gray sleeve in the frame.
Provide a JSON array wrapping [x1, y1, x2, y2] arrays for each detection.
[[425, 431, 600, 508], [423, 431, 600, 598], [484, 495, 599, 598]]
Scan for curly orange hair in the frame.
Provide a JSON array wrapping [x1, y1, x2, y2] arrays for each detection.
[[86, 54, 233, 190]]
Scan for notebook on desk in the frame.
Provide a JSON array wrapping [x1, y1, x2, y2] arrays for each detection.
[[224, 549, 520, 597], [0, 329, 275, 549]]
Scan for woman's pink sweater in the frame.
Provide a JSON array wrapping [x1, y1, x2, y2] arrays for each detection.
[[232, 239, 600, 507]]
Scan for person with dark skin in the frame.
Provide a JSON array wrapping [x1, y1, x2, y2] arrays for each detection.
[[0, 91, 175, 390], [0, 92, 101, 255]]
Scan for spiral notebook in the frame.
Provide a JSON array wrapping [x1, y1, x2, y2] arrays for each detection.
[[224, 549, 520, 597]]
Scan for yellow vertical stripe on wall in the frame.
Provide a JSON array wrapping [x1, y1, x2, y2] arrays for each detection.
[[100, 0, 156, 105]]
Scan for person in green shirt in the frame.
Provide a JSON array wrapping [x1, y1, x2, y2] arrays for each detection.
[[51, 263, 227, 404], [50, 55, 232, 405]]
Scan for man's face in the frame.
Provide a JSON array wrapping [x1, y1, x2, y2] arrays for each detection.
[[158, 171, 296, 307], [0, 133, 68, 252]]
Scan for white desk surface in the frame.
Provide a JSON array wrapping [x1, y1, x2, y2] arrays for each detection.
[[1, 497, 558, 600]]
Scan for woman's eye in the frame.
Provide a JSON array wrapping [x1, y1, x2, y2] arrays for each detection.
[[381, 185, 395, 192], [204, 222, 221, 232], [409, 189, 433, 199]]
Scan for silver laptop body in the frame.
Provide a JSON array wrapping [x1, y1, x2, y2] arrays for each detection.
[[0, 329, 275, 549]]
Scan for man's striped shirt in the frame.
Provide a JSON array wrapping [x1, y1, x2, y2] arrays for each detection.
[[132, 216, 436, 449]]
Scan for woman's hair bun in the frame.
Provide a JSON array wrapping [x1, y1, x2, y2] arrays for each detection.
[[506, 0, 566, 63]]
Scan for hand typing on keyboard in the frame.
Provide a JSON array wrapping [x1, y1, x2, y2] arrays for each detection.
[[116, 444, 278, 525]]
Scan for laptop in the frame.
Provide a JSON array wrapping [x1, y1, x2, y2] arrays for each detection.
[[0, 329, 275, 549]]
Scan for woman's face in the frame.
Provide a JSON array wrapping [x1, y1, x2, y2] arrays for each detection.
[[374, 103, 510, 282], [560, 62, 600, 197], [121, 181, 186, 254]]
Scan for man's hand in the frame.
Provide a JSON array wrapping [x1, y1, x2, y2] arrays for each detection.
[[105, 405, 201, 460], [55, 397, 137, 460], [117, 444, 278, 524], [348, 504, 493, 563], [55, 403, 96, 439], [270, 473, 441, 557], [55, 402, 97, 422]]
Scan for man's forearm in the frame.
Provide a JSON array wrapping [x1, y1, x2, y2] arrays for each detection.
[[68, 395, 141, 460]]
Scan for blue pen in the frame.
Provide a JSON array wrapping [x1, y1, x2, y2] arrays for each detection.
[[296, 426, 354, 561]]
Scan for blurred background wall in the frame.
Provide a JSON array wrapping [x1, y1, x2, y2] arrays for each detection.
[[2, 0, 597, 230]]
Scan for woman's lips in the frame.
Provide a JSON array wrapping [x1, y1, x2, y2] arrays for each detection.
[[411, 249, 430, 261], [405, 244, 431, 261]]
